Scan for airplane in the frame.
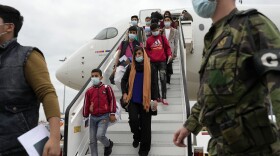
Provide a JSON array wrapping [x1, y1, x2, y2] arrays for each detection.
[[55, 4, 280, 156]]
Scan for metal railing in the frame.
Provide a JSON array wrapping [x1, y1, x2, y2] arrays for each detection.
[[63, 31, 126, 156], [179, 19, 192, 156]]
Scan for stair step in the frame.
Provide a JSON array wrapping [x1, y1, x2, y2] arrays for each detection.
[[90, 142, 186, 155], [107, 120, 183, 132], [120, 113, 183, 121], [106, 130, 177, 143]]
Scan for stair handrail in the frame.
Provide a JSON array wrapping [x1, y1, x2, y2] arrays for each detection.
[[179, 19, 192, 156], [63, 30, 127, 156]]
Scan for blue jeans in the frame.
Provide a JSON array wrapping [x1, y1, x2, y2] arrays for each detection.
[[89, 113, 110, 156]]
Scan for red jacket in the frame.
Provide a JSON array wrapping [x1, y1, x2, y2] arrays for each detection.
[[145, 35, 172, 62], [83, 83, 116, 117]]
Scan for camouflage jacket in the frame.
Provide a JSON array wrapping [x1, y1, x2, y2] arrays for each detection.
[[184, 9, 280, 135]]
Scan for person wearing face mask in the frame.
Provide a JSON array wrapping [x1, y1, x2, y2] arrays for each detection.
[[143, 16, 152, 38], [146, 23, 172, 105], [113, 26, 142, 90], [160, 11, 176, 29], [0, 5, 61, 156], [174, 0, 280, 155], [130, 15, 146, 44], [121, 46, 159, 156], [162, 16, 179, 89], [83, 68, 117, 156]]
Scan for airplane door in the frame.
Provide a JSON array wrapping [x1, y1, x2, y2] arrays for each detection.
[[181, 21, 193, 54], [139, 9, 161, 26]]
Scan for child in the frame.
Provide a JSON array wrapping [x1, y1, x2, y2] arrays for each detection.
[[83, 69, 116, 156]]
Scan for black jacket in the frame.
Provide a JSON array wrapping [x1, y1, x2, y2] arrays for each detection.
[[121, 64, 159, 101]]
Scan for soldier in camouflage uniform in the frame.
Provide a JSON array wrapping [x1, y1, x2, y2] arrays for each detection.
[[174, 0, 280, 155]]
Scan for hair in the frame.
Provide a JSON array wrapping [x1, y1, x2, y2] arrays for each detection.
[[91, 68, 102, 76], [0, 5, 23, 37], [145, 16, 151, 20], [150, 23, 159, 31], [163, 11, 171, 17], [131, 15, 139, 21], [151, 11, 163, 20], [182, 10, 187, 13], [151, 18, 159, 24], [164, 16, 173, 22], [133, 46, 144, 58], [128, 26, 137, 32]]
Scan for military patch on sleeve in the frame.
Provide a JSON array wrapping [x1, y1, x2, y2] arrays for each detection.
[[253, 49, 280, 75]]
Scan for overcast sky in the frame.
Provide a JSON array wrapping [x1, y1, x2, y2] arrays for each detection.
[[1, 0, 280, 119]]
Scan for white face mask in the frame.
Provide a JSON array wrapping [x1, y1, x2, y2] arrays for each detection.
[[128, 33, 136, 40], [91, 77, 100, 85], [131, 20, 138, 26], [152, 31, 159, 36]]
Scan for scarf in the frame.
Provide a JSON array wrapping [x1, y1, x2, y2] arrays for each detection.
[[126, 50, 151, 112]]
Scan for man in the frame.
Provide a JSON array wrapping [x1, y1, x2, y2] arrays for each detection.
[[173, 0, 280, 155], [146, 23, 172, 105], [162, 16, 179, 89], [130, 15, 146, 44], [0, 5, 61, 156]]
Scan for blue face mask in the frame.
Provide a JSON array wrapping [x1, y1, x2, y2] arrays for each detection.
[[128, 33, 136, 40], [131, 20, 138, 26], [164, 22, 171, 27], [144, 27, 150, 32], [91, 77, 100, 85], [145, 21, 151, 26], [135, 56, 144, 62], [192, 0, 217, 18], [152, 31, 159, 36]]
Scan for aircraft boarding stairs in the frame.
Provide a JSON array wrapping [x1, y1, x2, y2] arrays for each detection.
[[62, 21, 195, 156]]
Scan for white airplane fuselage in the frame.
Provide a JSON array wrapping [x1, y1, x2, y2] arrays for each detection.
[[56, 5, 280, 100]]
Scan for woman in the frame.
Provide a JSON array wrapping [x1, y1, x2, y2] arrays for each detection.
[[121, 46, 159, 156]]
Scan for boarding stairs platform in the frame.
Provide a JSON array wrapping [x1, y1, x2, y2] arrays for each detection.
[[62, 18, 196, 156]]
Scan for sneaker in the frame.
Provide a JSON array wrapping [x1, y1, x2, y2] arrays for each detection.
[[104, 139, 113, 156], [166, 83, 171, 89], [132, 139, 139, 148], [162, 99, 169, 105]]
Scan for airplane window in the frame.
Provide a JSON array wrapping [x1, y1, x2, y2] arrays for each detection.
[[199, 24, 205, 31], [107, 27, 118, 39], [94, 27, 118, 40]]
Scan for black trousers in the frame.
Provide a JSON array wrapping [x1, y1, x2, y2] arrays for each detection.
[[151, 62, 167, 99], [0, 147, 28, 156], [128, 102, 151, 155]]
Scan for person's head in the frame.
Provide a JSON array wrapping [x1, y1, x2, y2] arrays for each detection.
[[131, 15, 139, 26], [128, 26, 137, 41], [192, 0, 236, 20], [133, 46, 144, 63], [182, 10, 187, 14], [151, 11, 163, 21], [145, 16, 151, 26], [0, 5, 23, 43], [163, 11, 172, 18], [91, 68, 103, 86], [151, 18, 159, 25], [150, 23, 159, 37], [164, 16, 173, 28]]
